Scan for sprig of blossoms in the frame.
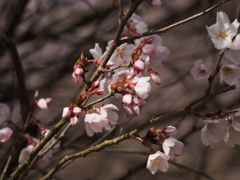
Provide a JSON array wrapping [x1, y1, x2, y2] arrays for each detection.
[[143, 126, 184, 174]]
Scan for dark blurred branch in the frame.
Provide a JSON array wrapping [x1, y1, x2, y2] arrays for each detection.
[[3, 0, 29, 37], [169, 161, 214, 180], [0, 27, 29, 120]]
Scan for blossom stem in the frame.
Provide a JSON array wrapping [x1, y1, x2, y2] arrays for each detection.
[[120, 0, 232, 44]]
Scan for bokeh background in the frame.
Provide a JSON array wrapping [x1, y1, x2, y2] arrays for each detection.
[[0, 0, 240, 179]]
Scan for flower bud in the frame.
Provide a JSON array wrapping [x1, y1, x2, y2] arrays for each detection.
[[162, 126, 177, 137], [0, 127, 13, 143], [149, 70, 161, 85]]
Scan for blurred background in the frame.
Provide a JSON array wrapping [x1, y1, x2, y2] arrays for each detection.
[[0, 0, 240, 179]]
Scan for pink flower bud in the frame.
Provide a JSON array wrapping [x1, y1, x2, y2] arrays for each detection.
[[36, 98, 52, 109], [70, 116, 79, 125], [89, 81, 100, 91], [162, 126, 177, 137], [129, 67, 138, 79], [134, 60, 145, 70], [72, 72, 81, 84], [149, 70, 161, 85], [91, 89, 105, 95], [73, 107, 82, 115], [74, 65, 84, 76], [62, 107, 71, 118], [0, 127, 13, 143]]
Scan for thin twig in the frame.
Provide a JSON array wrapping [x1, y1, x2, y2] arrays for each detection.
[[120, 0, 232, 44], [84, 90, 116, 108]]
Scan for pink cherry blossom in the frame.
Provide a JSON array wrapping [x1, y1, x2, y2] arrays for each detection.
[[219, 64, 240, 86], [108, 42, 136, 66], [0, 103, 10, 124], [190, 59, 210, 80], [100, 104, 119, 125], [146, 151, 169, 174], [84, 113, 109, 137], [206, 11, 239, 49], [122, 95, 146, 117], [36, 98, 52, 109], [201, 119, 229, 148], [132, 76, 151, 99], [89, 43, 103, 60], [19, 145, 34, 164], [123, 13, 148, 36], [231, 110, 240, 132], [0, 127, 13, 143], [162, 137, 184, 160], [223, 126, 240, 147], [224, 34, 240, 65]]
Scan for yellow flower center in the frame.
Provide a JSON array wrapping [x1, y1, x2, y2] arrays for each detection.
[[219, 31, 227, 38], [151, 157, 161, 164]]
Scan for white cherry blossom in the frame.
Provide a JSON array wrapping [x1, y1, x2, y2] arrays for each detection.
[[190, 59, 210, 80], [201, 119, 229, 148], [146, 151, 169, 174], [162, 137, 184, 160], [206, 11, 239, 49], [0, 127, 13, 143]]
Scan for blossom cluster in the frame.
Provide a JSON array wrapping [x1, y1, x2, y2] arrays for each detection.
[[191, 11, 240, 88], [142, 126, 184, 174], [201, 110, 240, 148], [65, 12, 170, 138]]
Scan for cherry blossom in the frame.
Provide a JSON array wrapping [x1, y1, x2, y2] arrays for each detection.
[[206, 11, 239, 49], [19, 145, 35, 164], [99, 104, 119, 125], [146, 151, 169, 174], [162, 137, 184, 160], [40, 129, 60, 162], [122, 94, 146, 117], [36, 98, 52, 109], [0, 103, 10, 124], [84, 113, 109, 137], [123, 13, 148, 36], [224, 34, 240, 65], [190, 59, 210, 80], [223, 126, 240, 147], [0, 127, 13, 143], [230, 110, 240, 132], [108, 42, 135, 67], [132, 76, 151, 99], [201, 119, 229, 148], [219, 64, 240, 87]]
